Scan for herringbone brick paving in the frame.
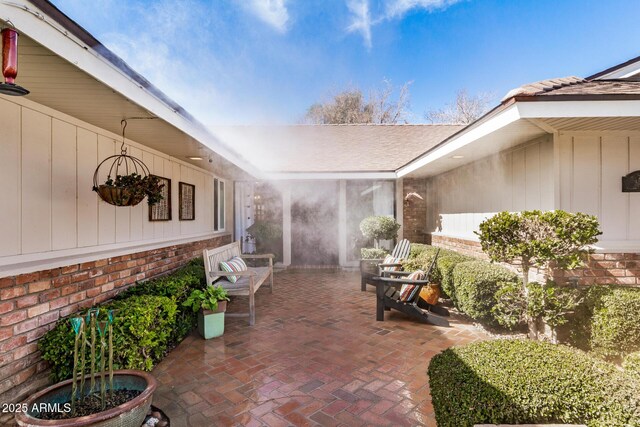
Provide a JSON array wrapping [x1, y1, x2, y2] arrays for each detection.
[[152, 269, 488, 426]]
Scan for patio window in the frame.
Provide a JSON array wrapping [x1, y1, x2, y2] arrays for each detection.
[[214, 178, 225, 231], [346, 180, 396, 262]]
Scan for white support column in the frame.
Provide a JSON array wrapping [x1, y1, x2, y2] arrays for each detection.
[[338, 180, 347, 267], [281, 183, 292, 266], [396, 178, 404, 240]]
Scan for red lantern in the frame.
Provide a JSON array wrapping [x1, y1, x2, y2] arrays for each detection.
[[0, 27, 29, 96]]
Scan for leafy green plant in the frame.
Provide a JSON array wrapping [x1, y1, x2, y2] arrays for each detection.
[[624, 352, 640, 382], [476, 210, 601, 288], [452, 260, 518, 323], [590, 287, 640, 361], [526, 281, 580, 328], [359, 216, 401, 249], [402, 249, 442, 284], [40, 262, 202, 382], [360, 247, 388, 259], [491, 281, 527, 330], [105, 295, 176, 371], [428, 339, 640, 427], [94, 173, 164, 206], [436, 252, 472, 303], [183, 285, 230, 312]]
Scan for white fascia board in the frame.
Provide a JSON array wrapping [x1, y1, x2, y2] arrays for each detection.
[[0, 1, 260, 177], [593, 62, 640, 79], [396, 104, 521, 177], [517, 100, 640, 118], [264, 171, 398, 180]]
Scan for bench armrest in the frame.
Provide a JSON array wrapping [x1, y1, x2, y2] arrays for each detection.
[[378, 263, 402, 268], [241, 253, 275, 259], [374, 276, 430, 285]]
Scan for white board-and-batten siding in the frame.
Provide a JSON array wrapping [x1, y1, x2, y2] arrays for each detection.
[[558, 131, 640, 244], [0, 96, 231, 276], [425, 135, 555, 240]]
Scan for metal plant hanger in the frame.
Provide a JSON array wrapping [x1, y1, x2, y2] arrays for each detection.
[[92, 120, 163, 207]]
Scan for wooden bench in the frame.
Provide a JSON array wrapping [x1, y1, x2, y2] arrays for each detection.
[[203, 241, 274, 326]]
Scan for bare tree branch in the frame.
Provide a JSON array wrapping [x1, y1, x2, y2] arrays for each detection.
[[303, 80, 412, 124], [425, 90, 494, 124]]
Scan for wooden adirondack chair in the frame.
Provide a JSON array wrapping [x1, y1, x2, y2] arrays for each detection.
[[374, 248, 450, 327], [360, 239, 411, 291]]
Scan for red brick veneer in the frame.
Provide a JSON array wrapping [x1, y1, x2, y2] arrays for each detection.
[[432, 234, 640, 286], [402, 179, 428, 244], [0, 234, 231, 414]]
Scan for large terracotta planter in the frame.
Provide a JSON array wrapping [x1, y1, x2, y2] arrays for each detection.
[[15, 370, 156, 427]]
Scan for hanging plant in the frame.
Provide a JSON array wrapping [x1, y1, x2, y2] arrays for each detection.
[[92, 120, 164, 207]]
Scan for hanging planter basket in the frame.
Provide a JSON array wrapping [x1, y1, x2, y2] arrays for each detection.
[[92, 121, 164, 207]]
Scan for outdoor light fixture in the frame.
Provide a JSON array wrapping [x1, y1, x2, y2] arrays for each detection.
[[0, 27, 29, 96], [452, 155, 464, 159], [187, 156, 203, 160]]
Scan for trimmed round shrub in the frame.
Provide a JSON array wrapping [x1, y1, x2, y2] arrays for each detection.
[[359, 216, 401, 243], [428, 339, 640, 427], [360, 247, 388, 260], [436, 251, 472, 303], [453, 260, 518, 322], [591, 287, 640, 360]]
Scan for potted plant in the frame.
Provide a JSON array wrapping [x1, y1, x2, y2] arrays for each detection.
[[358, 215, 401, 276], [16, 309, 156, 427], [183, 285, 230, 339], [93, 173, 164, 207]]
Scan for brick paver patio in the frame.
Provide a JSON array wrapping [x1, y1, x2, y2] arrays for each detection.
[[152, 269, 488, 426]]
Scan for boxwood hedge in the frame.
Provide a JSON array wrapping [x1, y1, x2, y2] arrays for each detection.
[[428, 339, 640, 427], [39, 260, 206, 382], [590, 287, 640, 360], [453, 261, 518, 323]]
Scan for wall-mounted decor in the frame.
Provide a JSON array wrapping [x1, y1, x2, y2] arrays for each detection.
[[622, 171, 640, 192], [149, 176, 171, 221], [179, 182, 195, 220]]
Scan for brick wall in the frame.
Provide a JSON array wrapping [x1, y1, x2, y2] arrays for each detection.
[[402, 179, 428, 244], [552, 253, 640, 286], [431, 234, 486, 259], [0, 234, 231, 412], [432, 234, 640, 286]]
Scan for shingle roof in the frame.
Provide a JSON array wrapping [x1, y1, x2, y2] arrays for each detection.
[[502, 77, 640, 102], [501, 76, 586, 101], [213, 124, 464, 173]]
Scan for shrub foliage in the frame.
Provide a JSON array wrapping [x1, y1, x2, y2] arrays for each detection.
[[428, 339, 640, 427], [359, 216, 401, 248], [39, 261, 206, 382], [452, 261, 518, 323], [590, 287, 640, 360], [476, 210, 601, 286]]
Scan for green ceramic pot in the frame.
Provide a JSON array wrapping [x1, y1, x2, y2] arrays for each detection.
[[197, 301, 226, 339]]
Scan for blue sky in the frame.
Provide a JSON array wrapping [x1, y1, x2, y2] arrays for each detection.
[[51, 0, 640, 126]]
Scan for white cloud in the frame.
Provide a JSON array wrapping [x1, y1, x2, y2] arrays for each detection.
[[385, 0, 462, 18], [242, 0, 290, 33], [346, 0, 373, 49]]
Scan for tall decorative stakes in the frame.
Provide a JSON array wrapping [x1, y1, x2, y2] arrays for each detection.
[[69, 309, 115, 415]]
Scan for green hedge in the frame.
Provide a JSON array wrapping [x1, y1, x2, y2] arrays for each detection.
[[404, 244, 471, 301], [437, 252, 472, 303], [453, 261, 518, 323], [428, 339, 640, 427], [590, 287, 640, 360], [624, 352, 640, 381], [39, 261, 205, 383]]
